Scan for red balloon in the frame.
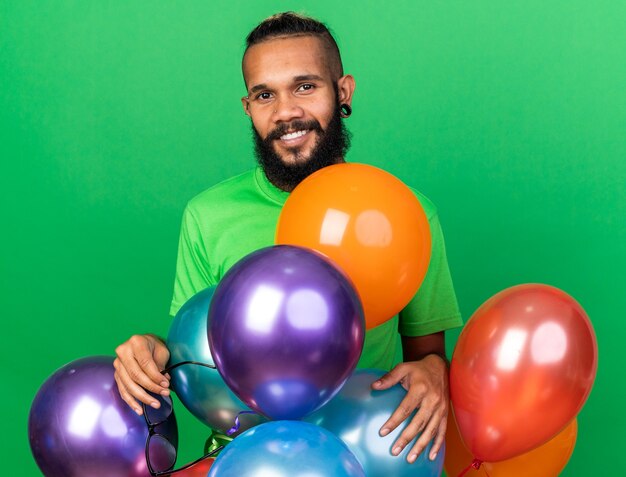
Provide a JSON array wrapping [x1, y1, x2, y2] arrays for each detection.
[[450, 284, 597, 462], [175, 458, 214, 476], [445, 410, 577, 477]]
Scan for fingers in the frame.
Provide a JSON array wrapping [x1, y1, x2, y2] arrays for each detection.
[[113, 335, 171, 413], [428, 413, 448, 461], [129, 335, 171, 388], [406, 410, 447, 463], [149, 334, 172, 373], [377, 360, 448, 463], [371, 364, 406, 391], [114, 362, 163, 414], [388, 393, 432, 456], [379, 386, 424, 437], [394, 395, 447, 463], [113, 367, 142, 415]]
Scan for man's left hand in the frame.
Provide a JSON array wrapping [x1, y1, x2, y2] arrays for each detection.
[[371, 354, 449, 463]]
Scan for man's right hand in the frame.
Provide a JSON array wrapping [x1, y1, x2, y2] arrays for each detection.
[[113, 334, 171, 415]]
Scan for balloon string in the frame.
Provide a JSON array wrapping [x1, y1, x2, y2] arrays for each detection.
[[457, 458, 483, 477], [204, 432, 232, 455], [226, 411, 258, 435]]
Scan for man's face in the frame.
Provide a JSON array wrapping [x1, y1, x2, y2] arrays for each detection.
[[242, 35, 355, 190]]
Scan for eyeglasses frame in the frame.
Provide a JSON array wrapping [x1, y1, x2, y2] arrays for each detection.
[[142, 360, 224, 476]]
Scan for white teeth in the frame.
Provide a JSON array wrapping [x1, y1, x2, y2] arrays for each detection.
[[280, 130, 308, 140]]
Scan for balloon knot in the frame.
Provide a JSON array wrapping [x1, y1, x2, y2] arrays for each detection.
[[457, 458, 483, 476]]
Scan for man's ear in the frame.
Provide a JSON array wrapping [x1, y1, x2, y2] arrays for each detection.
[[241, 96, 251, 117], [336, 74, 356, 107]]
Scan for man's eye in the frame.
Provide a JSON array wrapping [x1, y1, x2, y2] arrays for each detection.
[[298, 84, 315, 92], [256, 92, 272, 100]]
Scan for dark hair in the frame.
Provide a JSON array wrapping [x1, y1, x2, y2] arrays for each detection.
[[244, 12, 343, 77]]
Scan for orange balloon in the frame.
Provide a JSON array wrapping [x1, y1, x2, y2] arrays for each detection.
[[444, 409, 577, 477], [276, 163, 431, 329], [450, 284, 597, 462]]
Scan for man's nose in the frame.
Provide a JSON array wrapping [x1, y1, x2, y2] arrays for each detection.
[[272, 95, 305, 123]]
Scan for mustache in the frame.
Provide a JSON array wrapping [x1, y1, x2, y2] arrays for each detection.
[[265, 119, 323, 142]]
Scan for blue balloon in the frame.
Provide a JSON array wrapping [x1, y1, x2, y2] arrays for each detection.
[[207, 421, 365, 477], [305, 369, 445, 477], [167, 287, 265, 435]]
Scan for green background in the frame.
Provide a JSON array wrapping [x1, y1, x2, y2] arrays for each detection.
[[2, 1, 624, 475]]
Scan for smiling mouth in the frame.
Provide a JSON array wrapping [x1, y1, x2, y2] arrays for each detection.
[[280, 125, 311, 142], [279, 129, 310, 142]]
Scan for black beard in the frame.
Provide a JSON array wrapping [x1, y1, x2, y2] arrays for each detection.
[[252, 104, 351, 191]]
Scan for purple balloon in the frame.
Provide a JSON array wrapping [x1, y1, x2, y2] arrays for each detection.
[[167, 286, 266, 435], [28, 356, 178, 477], [208, 245, 365, 420]]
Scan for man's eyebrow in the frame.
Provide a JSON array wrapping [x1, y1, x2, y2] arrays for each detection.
[[293, 74, 324, 82], [248, 75, 325, 95], [249, 83, 268, 95]]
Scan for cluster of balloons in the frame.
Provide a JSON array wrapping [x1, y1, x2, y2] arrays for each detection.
[[29, 163, 436, 476], [202, 369, 445, 477], [28, 163, 599, 477], [202, 164, 435, 475], [446, 283, 597, 476]]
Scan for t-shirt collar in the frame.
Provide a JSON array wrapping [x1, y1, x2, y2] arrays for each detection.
[[254, 166, 290, 205]]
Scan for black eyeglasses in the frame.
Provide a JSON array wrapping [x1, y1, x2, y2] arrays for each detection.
[[142, 360, 224, 476]]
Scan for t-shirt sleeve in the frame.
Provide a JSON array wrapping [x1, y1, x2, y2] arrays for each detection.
[[398, 212, 463, 336], [169, 205, 217, 317]]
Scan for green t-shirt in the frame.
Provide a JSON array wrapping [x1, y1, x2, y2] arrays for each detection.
[[170, 167, 462, 371]]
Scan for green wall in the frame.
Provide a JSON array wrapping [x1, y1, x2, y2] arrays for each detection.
[[2, 1, 624, 475]]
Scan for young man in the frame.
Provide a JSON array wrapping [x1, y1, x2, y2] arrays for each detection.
[[114, 12, 462, 464]]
